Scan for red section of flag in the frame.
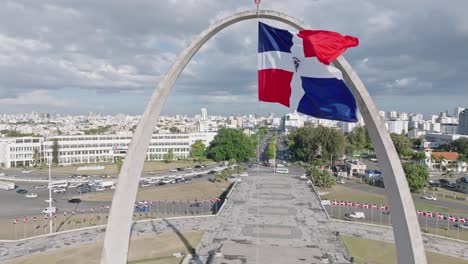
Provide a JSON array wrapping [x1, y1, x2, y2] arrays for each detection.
[[254, 0, 261, 4], [437, 214, 444, 219], [449, 216, 456, 222], [363, 204, 369, 209], [297, 30, 359, 65], [459, 218, 466, 223], [258, 69, 293, 107], [33, 216, 37, 221]]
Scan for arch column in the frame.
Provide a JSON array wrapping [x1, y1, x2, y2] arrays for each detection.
[[100, 10, 426, 264]]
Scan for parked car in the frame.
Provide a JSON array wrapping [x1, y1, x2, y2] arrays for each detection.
[[169, 169, 178, 172], [194, 174, 203, 178], [42, 207, 57, 214], [141, 182, 151, 187], [321, 200, 331, 206], [77, 187, 91, 194], [95, 186, 106, 191], [25, 193, 38, 198], [16, 189, 28, 194], [44, 198, 56, 203], [34, 184, 47, 189], [52, 188, 66, 194], [190, 202, 202, 207], [458, 223, 468, 230], [346, 212, 366, 219], [422, 195, 437, 201], [184, 178, 193, 184], [68, 198, 82, 203], [336, 178, 345, 184]]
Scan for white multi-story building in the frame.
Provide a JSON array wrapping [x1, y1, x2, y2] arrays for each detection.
[[441, 124, 458, 135], [425, 133, 468, 148], [0, 132, 216, 168], [385, 120, 408, 134], [454, 107, 465, 120], [201, 108, 208, 121], [459, 109, 468, 135], [408, 129, 426, 139], [0, 137, 43, 168]]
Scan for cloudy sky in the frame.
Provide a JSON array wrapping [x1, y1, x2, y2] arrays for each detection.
[[0, 0, 467, 116]]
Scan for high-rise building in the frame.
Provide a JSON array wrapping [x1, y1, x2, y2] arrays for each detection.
[[458, 109, 468, 135], [454, 107, 465, 119], [201, 108, 208, 121]]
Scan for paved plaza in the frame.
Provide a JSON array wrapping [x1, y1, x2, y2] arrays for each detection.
[[195, 170, 351, 263]]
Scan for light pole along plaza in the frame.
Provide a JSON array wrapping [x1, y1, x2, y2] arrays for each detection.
[[100, 10, 427, 264]]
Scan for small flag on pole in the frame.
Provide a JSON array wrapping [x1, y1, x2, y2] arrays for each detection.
[[13, 218, 18, 224], [33, 216, 37, 222]]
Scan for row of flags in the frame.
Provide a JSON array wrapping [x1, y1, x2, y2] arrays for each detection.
[[329, 200, 467, 222], [12, 197, 223, 224]]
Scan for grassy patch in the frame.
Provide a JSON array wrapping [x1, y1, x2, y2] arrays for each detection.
[[341, 235, 468, 264], [5, 230, 203, 264], [80, 180, 229, 202]]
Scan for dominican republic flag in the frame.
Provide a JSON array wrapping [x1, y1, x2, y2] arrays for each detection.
[[258, 22, 359, 122]]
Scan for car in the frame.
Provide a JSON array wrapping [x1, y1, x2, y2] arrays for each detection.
[[95, 186, 106, 191], [346, 212, 366, 219], [458, 223, 468, 230], [52, 188, 66, 194], [161, 178, 172, 184], [110, 185, 116, 190], [190, 202, 202, 207], [370, 158, 378, 162], [21, 170, 32, 174], [141, 183, 151, 187], [176, 168, 184, 171], [422, 195, 437, 201], [194, 174, 203, 178], [169, 169, 178, 172], [16, 189, 28, 194], [184, 178, 193, 184], [208, 170, 216, 174], [77, 187, 91, 194], [68, 198, 82, 203], [34, 184, 47, 189], [336, 178, 345, 184], [25, 193, 38, 198], [194, 165, 202, 169], [321, 200, 331, 206], [42, 207, 57, 214], [175, 178, 184, 183], [44, 198, 56, 203]]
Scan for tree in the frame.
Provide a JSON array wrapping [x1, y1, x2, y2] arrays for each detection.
[[411, 151, 426, 165], [165, 149, 174, 163], [52, 139, 59, 165], [115, 157, 123, 173], [169, 127, 180, 133], [266, 135, 277, 160], [403, 163, 428, 192], [306, 165, 335, 189], [32, 147, 40, 167], [390, 133, 411, 156], [190, 140, 206, 162], [206, 128, 256, 162], [346, 127, 373, 152]]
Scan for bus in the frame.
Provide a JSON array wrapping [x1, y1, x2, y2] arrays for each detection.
[[275, 168, 289, 174]]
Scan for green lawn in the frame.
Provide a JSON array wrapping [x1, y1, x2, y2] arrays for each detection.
[[323, 185, 468, 215], [341, 235, 468, 264]]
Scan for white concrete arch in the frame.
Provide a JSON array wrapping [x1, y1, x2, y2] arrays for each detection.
[[100, 10, 426, 264]]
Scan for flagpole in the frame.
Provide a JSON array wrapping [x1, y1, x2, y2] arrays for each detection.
[[48, 158, 53, 234], [436, 213, 438, 236], [14, 221, 17, 240]]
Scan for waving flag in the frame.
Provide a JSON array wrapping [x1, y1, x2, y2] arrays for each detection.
[[258, 22, 358, 122]]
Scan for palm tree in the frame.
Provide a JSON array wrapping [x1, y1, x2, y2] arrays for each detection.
[[32, 147, 40, 167]]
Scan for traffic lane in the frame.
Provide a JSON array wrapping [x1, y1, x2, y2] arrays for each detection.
[[0, 174, 217, 218], [324, 206, 468, 230], [345, 182, 468, 212]]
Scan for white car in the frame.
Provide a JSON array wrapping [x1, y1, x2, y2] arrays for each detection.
[[26, 193, 38, 198], [42, 207, 57, 214], [347, 212, 366, 219], [169, 169, 178, 172], [95, 186, 106, 191], [458, 223, 468, 230], [34, 184, 47, 189], [45, 198, 56, 203], [336, 178, 345, 184], [52, 188, 66, 194], [422, 195, 437, 201], [321, 200, 331, 206], [161, 178, 172, 184], [110, 185, 116, 190], [21, 170, 32, 174], [370, 158, 378, 162], [141, 182, 151, 187]]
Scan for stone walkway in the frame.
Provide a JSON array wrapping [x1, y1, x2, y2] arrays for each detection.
[[195, 172, 350, 263]]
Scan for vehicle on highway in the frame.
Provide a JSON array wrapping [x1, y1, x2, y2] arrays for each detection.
[[0, 180, 15, 190], [370, 158, 378, 162], [44, 198, 56, 203], [141, 182, 151, 187], [42, 207, 57, 214], [94, 186, 105, 191], [16, 189, 28, 194], [52, 188, 66, 194], [68, 198, 82, 203], [25, 193, 38, 198], [77, 187, 91, 194], [346, 212, 366, 219], [275, 168, 289, 174], [97, 180, 115, 188], [49, 180, 69, 189], [321, 200, 331, 206], [458, 223, 468, 230], [21, 170, 33, 174], [176, 168, 184, 171], [175, 178, 185, 184], [184, 178, 193, 184], [34, 184, 47, 189], [276, 164, 285, 168], [299, 174, 307, 180], [422, 195, 437, 201], [161, 178, 173, 184], [336, 178, 345, 184], [169, 169, 178, 172]]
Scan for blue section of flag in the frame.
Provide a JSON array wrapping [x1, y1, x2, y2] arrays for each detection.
[[297, 77, 357, 122], [258, 22, 293, 53]]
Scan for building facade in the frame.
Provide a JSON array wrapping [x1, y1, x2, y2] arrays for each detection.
[[458, 109, 468, 135], [0, 132, 216, 168]]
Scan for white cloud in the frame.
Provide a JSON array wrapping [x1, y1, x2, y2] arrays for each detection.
[[0, 90, 71, 107]]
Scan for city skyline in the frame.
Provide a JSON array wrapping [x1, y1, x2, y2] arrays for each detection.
[[0, 1, 467, 115]]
